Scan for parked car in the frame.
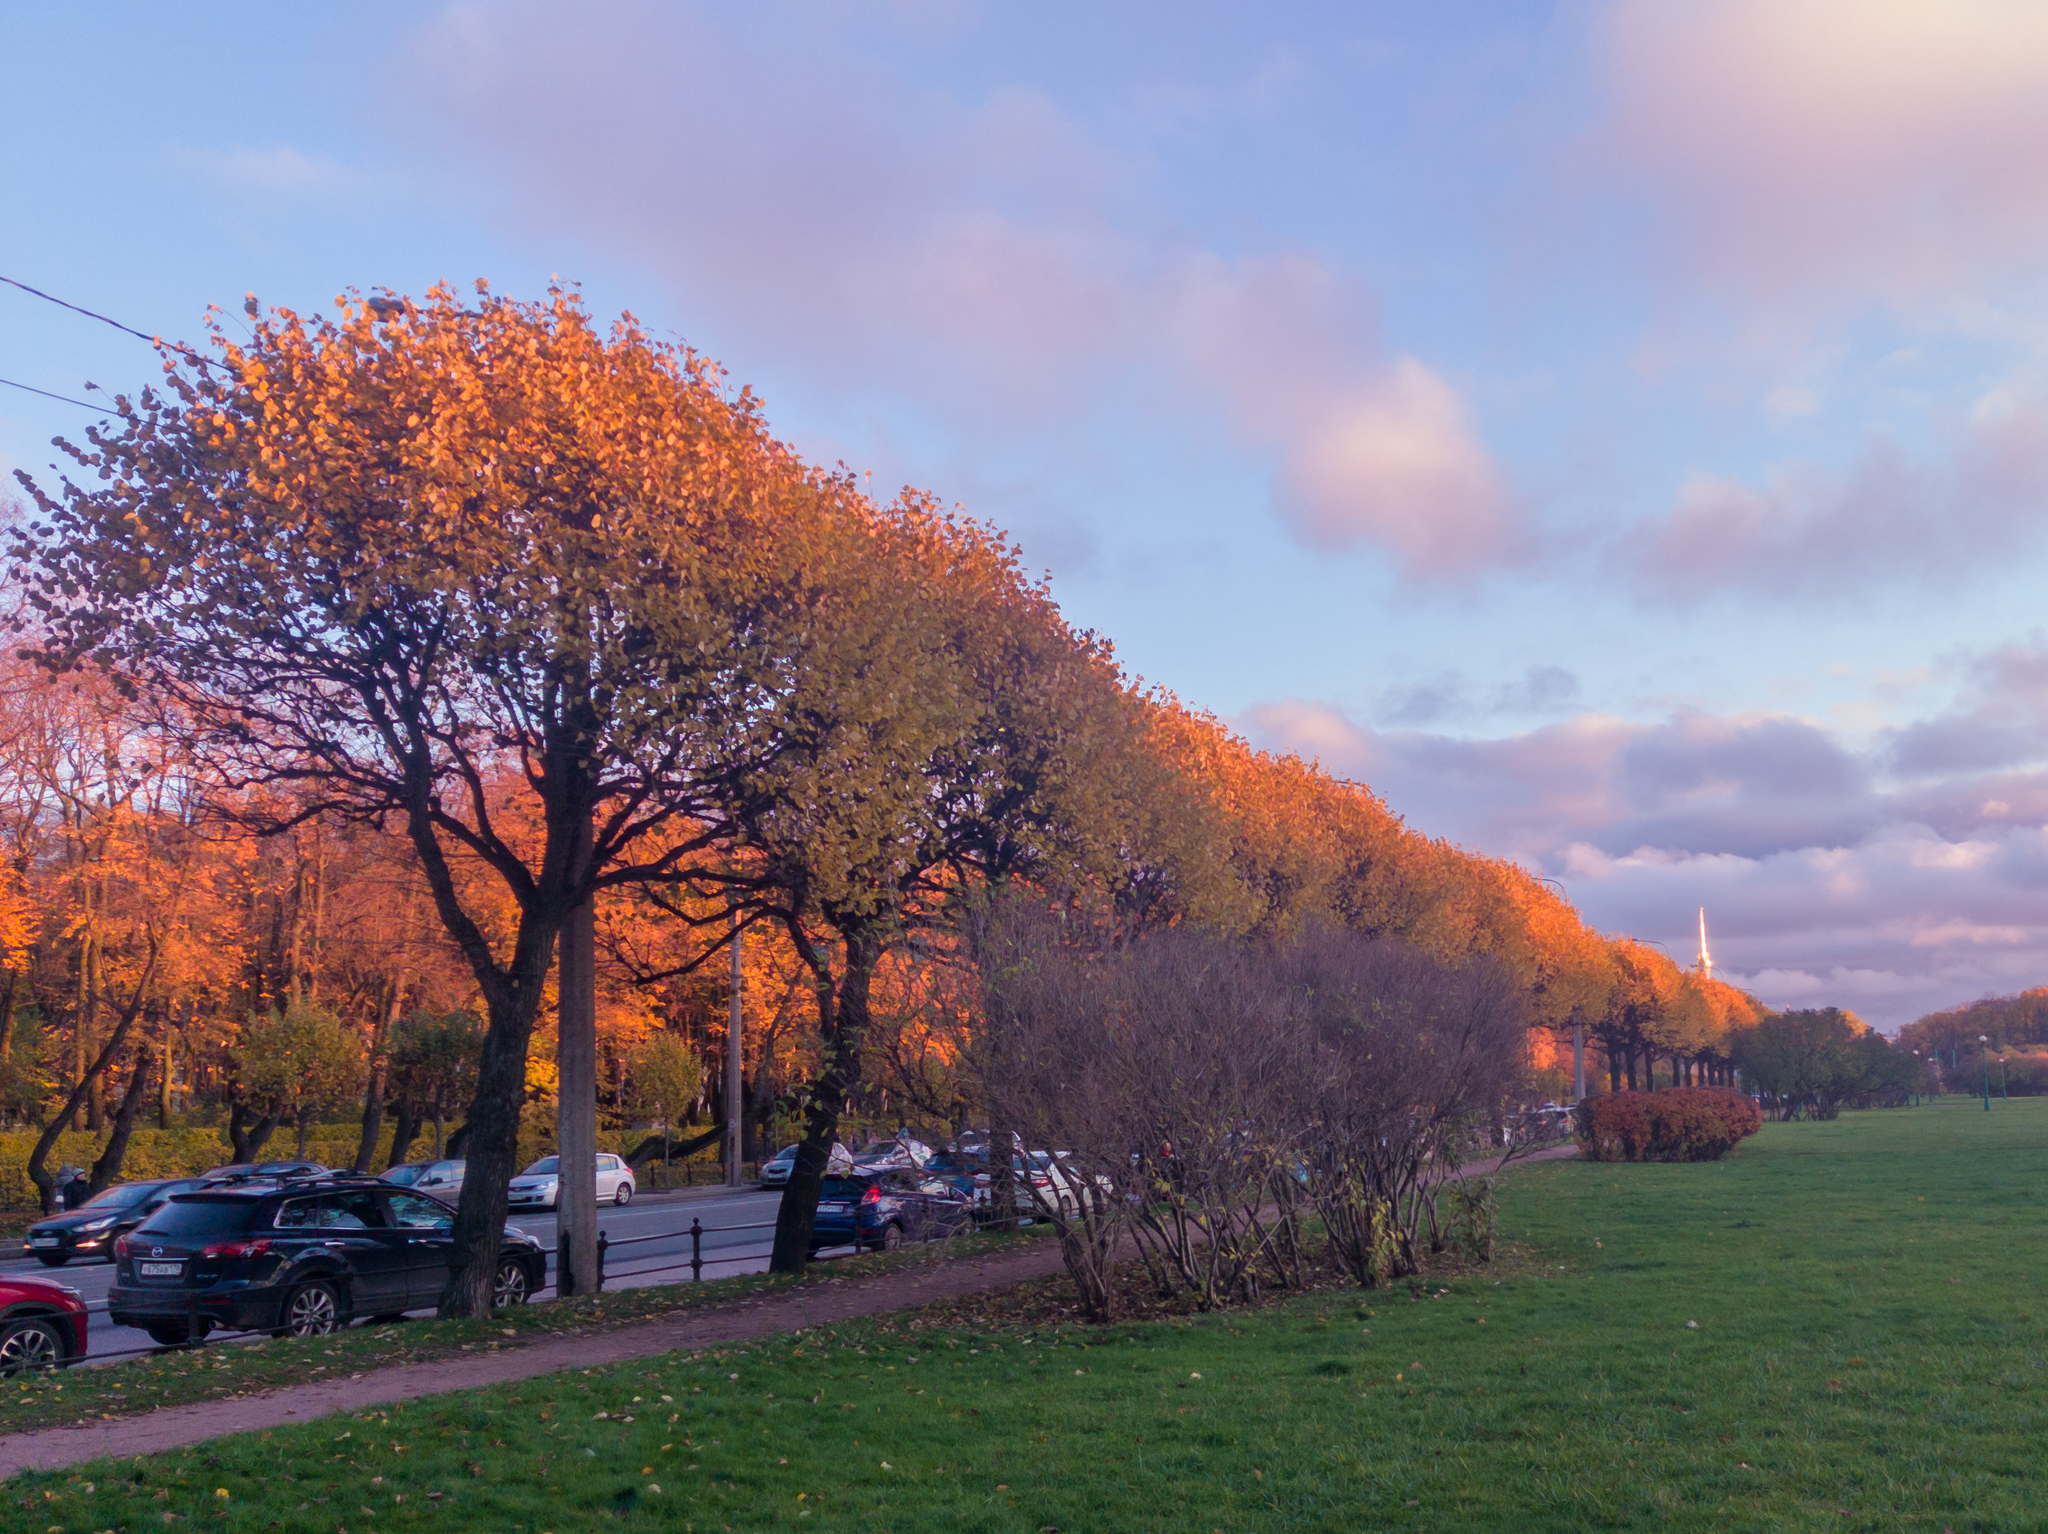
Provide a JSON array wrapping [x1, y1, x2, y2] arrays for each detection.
[[852, 1135, 934, 1173], [108, 1177, 546, 1345], [0, 1272, 88, 1374], [758, 1143, 853, 1189], [23, 1177, 206, 1266], [807, 1170, 973, 1255], [199, 1161, 331, 1185], [506, 1153, 635, 1210], [927, 1149, 1085, 1221], [380, 1159, 466, 1198]]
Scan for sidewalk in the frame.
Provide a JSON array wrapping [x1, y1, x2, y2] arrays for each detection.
[[0, 1143, 1578, 1478]]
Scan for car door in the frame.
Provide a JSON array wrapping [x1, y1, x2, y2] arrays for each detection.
[[298, 1192, 408, 1313], [381, 1190, 457, 1308], [595, 1154, 621, 1200]]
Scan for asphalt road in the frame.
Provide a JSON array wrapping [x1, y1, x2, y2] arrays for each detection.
[[0, 1184, 803, 1362]]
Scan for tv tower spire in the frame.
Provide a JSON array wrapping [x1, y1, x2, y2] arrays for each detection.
[[1696, 907, 1713, 980]]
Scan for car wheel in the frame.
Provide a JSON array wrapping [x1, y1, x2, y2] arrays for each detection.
[[32, 1252, 68, 1268], [494, 1259, 532, 1308], [281, 1280, 344, 1338], [614, 1181, 633, 1206], [880, 1222, 904, 1253], [0, 1317, 66, 1374]]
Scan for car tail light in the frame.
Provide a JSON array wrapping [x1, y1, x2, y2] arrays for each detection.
[[860, 1186, 881, 1205], [114, 1235, 131, 1257], [1030, 1174, 1052, 1188], [201, 1238, 274, 1259]]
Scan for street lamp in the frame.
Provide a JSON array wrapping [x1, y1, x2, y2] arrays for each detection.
[[1981, 1034, 1992, 1112], [1999, 1057, 2009, 1101]]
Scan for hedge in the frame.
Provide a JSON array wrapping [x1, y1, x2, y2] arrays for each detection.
[[1574, 1088, 1762, 1163]]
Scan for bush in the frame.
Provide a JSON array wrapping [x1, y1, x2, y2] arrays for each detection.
[[1575, 1089, 1761, 1163]]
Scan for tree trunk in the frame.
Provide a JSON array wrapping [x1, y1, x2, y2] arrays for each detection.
[[1608, 1047, 1621, 1094], [0, 967, 17, 1062], [1572, 1019, 1585, 1103], [385, 1099, 420, 1170], [27, 948, 156, 1212], [1624, 1050, 1638, 1091], [770, 929, 878, 1274], [228, 1100, 281, 1163], [555, 884, 599, 1298], [354, 977, 403, 1172], [725, 916, 744, 1188], [88, 1039, 154, 1195]]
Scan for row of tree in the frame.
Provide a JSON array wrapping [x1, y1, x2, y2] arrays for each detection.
[[1, 280, 1811, 1315]]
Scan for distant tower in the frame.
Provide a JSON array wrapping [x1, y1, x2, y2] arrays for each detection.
[[1695, 907, 1713, 980]]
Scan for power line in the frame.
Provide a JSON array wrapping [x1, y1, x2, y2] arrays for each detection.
[[0, 273, 223, 371], [0, 374, 113, 412]]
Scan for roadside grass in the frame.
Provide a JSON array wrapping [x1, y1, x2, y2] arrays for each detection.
[[15, 1097, 2048, 1532], [0, 1224, 1054, 1435]]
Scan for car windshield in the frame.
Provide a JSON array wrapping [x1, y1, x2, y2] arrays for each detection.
[[769, 1146, 798, 1161], [82, 1183, 155, 1209], [382, 1166, 425, 1185], [927, 1151, 984, 1171], [255, 1163, 319, 1175], [820, 1177, 874, 1199], [523, 1158, 560, 1175], [137, 1198, 258, 1240]]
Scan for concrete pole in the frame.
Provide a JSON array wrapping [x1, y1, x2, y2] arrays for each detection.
[[726, 915, 744, 1188], [555, 825, 599, 1296]]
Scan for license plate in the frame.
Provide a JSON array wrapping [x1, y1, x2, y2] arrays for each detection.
[[30, 1236, 58, 1247], [818, 1201, 848, 1212], [138, 1261, 183, 1277]]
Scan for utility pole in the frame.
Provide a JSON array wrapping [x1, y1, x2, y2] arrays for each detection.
[[555, 813, 599, 1296], [726, 913, 744, 1188]]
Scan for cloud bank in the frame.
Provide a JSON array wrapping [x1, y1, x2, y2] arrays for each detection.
[[1247, 642, 2048, 1030]]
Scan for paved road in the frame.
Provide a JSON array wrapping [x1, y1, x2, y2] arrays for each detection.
[[0, 1184, 801, 1362]]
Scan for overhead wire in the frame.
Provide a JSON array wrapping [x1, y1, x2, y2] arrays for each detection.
[[1, 272, 225, 372], [0, 374, 113, 412]]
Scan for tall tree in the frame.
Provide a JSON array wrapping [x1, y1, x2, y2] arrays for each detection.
[[10, 283, 826, 1313]]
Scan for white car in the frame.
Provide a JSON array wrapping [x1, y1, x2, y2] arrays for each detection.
[[507, 1153, 636, 1209], [381, 1159, 466, 1199], [759, 1143, 853, 1189]]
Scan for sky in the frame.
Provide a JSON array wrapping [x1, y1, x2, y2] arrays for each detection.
[[6, 1, 2048, 1030]]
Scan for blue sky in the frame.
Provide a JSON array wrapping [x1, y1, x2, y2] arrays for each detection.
[[9, 1, 2048, 1028]]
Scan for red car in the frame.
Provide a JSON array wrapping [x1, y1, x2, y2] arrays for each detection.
[[0, 1274, 88, 1373]]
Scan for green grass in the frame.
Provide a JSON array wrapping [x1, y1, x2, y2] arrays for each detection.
[[14, 1096, 2048, 1532], [0, 1224, 1054, 1435]]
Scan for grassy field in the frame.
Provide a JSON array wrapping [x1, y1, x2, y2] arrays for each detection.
[[12, 1096, 2047, 1532]]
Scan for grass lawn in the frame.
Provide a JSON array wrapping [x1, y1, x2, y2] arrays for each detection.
[[13, 1096, 2047, 1532]]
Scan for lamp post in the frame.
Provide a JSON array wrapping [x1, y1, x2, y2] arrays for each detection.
[[1999, 1057, 2009, 1101], [1981, 1034, 1992, 1112], [1910, 1049, 1920, 1107]]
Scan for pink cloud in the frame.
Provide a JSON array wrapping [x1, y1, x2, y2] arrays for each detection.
[[1617, 392, 2048, 601], [390, 4, 1523, 580], [1597, 0, 2048, 312]]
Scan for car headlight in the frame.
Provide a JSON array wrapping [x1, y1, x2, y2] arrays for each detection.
[[76, 1216, 118, 1232]]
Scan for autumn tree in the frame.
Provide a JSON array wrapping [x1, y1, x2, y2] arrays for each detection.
[[10, 283, 826, 1312], [237, 999, 363, 1157]]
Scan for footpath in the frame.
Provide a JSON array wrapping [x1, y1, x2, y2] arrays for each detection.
[[0, 1143, 1576, 1478]]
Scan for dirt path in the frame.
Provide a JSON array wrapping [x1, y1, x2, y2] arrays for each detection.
[[0, 1142, 1579, 1478]]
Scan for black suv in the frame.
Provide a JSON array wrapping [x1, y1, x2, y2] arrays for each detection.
[[107, 1178, 546, 1345]]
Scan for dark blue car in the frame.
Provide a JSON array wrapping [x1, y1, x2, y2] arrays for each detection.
[[808, 1171, 973, 1255]]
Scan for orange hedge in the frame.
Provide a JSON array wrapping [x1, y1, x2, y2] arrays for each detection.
[[1574, 1088, 1762, 1162]]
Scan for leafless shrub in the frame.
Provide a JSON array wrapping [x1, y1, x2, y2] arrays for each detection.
[[970, 900, 1530, 1317]]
